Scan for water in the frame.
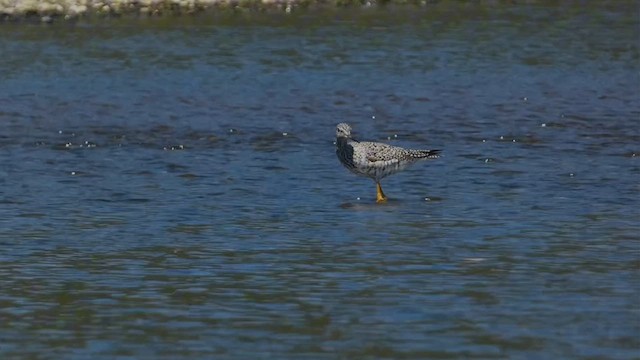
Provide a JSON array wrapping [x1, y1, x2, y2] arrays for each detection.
[[1, 3, 639, 359]]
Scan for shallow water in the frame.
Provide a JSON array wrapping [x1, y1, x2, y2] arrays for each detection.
[[1, 3, 639, 359]]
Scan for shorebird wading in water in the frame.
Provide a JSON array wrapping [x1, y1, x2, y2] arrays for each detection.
[[335, 123, 441, 203]]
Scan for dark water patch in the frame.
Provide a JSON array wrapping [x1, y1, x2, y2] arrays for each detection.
[[178, 173, 201, 179], [16, 212, 46, 218], [250, 131, 302, 153], [167, 224, 210, 235]]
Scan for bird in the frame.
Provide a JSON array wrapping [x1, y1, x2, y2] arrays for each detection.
[[335, 122, 440, 203]]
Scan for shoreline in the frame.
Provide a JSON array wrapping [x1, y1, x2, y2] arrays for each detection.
[[4, 0, 419, 20], [0, 0, 630, 22]]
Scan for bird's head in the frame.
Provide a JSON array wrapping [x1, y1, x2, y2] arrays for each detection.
[[336, 123, 352, 138]]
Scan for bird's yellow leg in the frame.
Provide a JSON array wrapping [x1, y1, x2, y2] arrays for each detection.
[[376, 182, 387, 203]]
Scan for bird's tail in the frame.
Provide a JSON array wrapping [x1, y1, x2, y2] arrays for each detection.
[[407, 149, 441, 159]]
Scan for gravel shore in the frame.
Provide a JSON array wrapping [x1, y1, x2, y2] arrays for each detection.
[[0, 0, 627, 21], [0, 0, 420, 19]]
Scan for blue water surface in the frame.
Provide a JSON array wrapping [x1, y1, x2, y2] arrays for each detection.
[[0, 3, 639, 359]]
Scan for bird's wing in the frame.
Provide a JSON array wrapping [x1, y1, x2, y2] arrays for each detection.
[[361, 142, 403, 163]]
